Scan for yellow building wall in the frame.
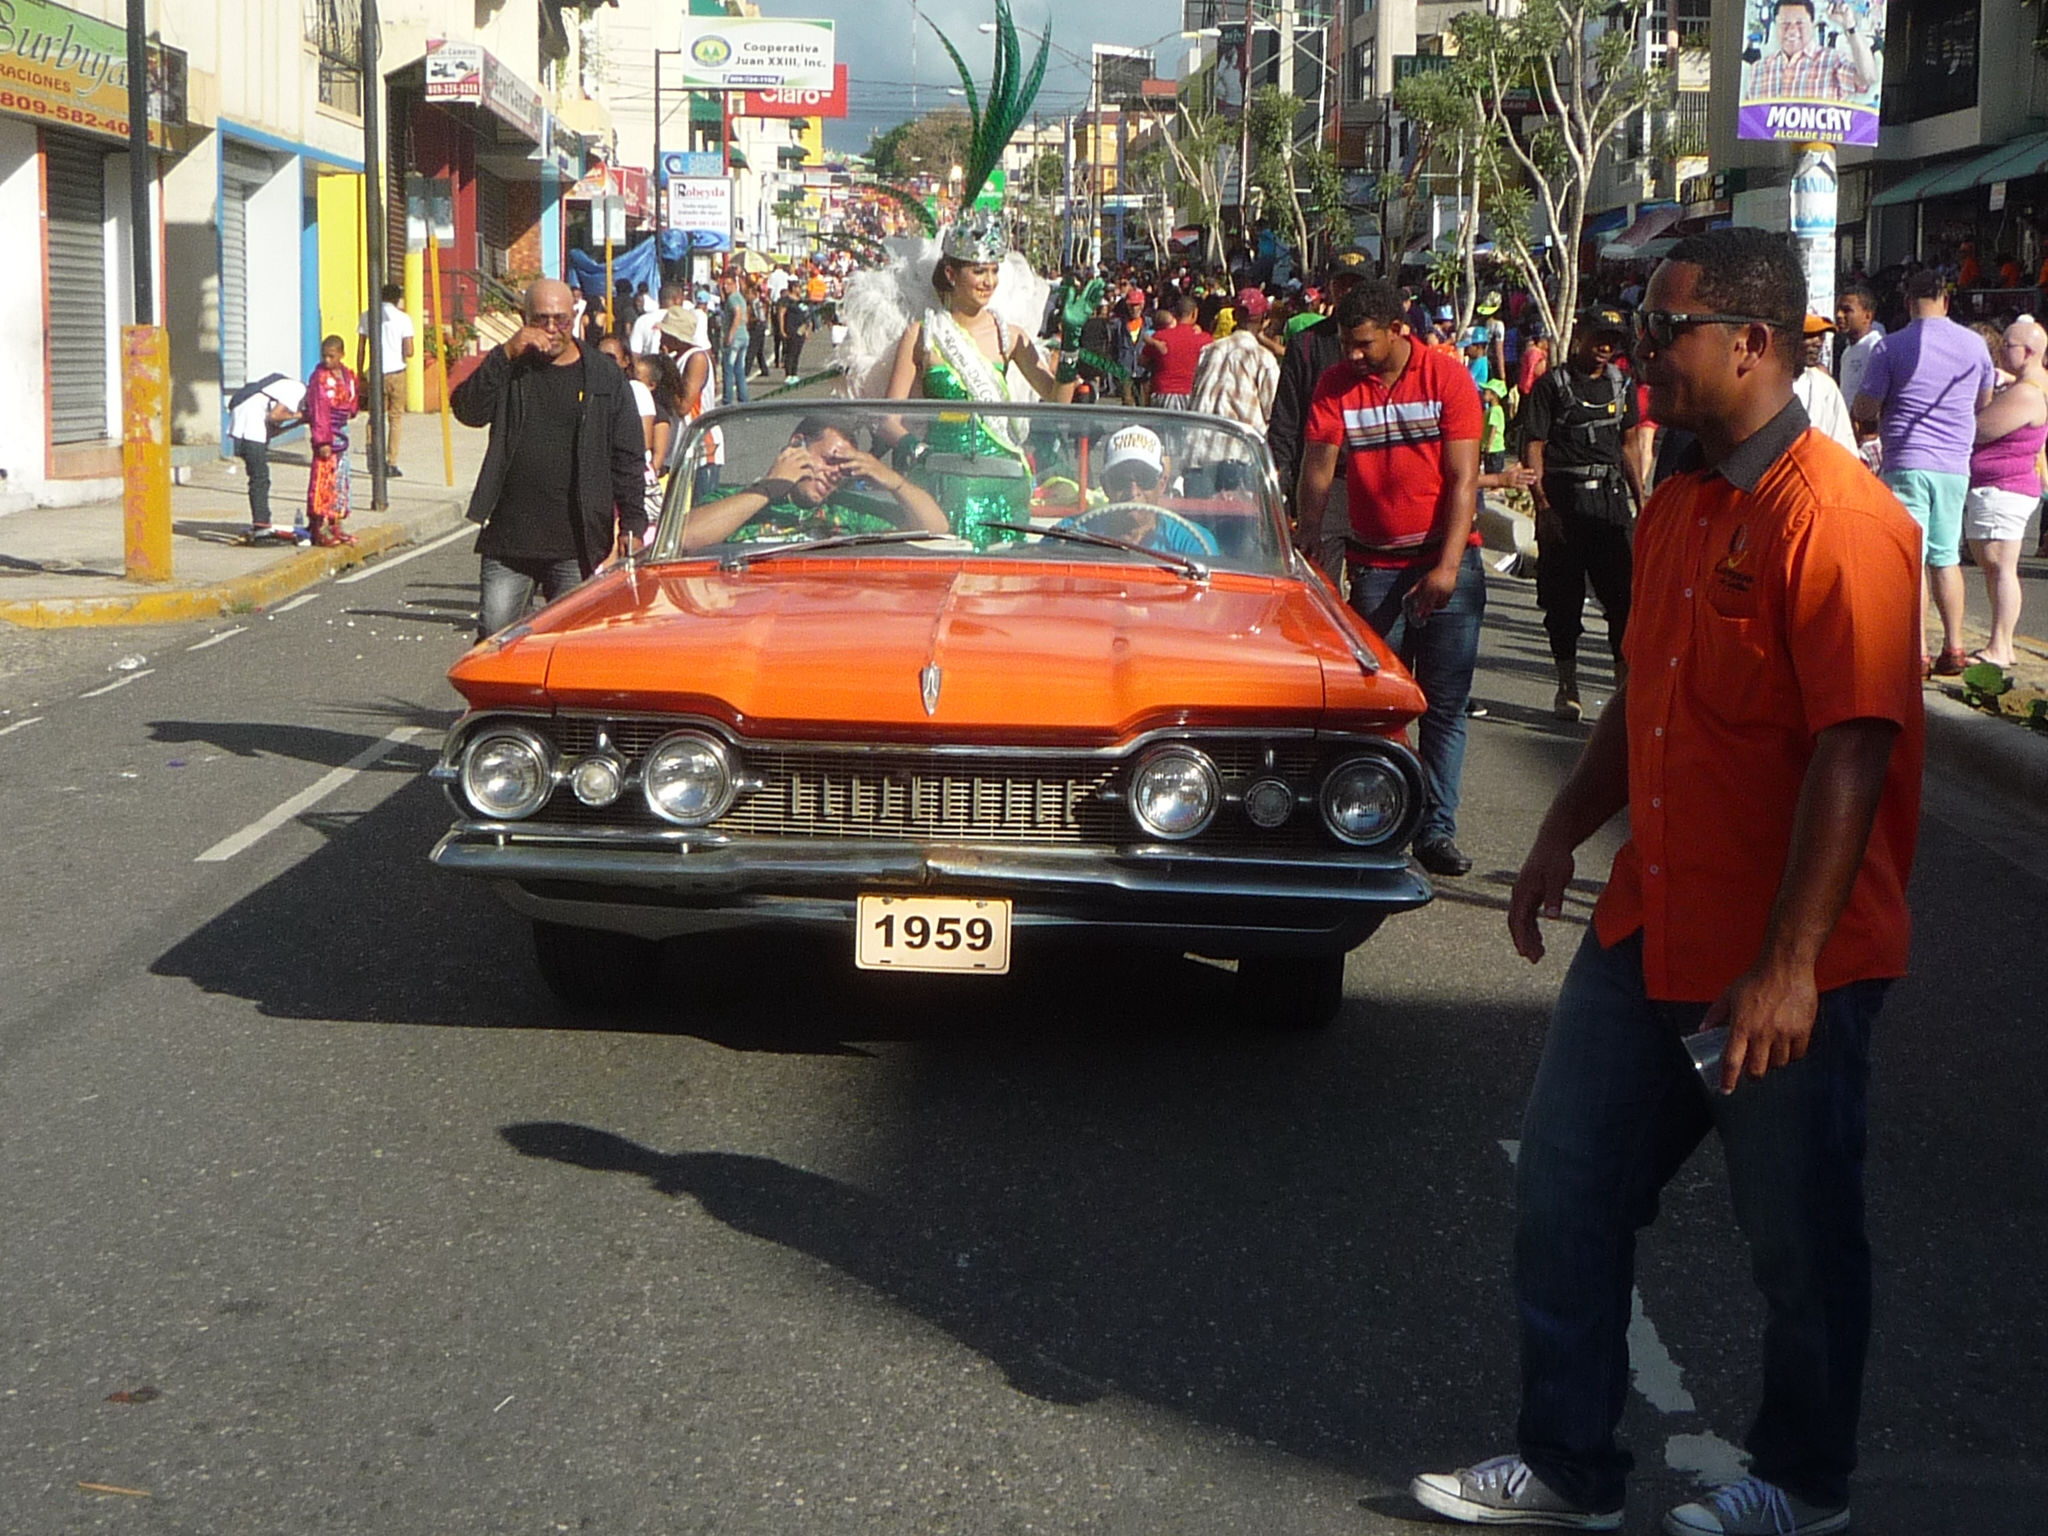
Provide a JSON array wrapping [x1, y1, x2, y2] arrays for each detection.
[[315, 173, 366, 367]]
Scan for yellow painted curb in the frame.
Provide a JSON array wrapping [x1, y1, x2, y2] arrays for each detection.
[[0, 518, 425, 630]]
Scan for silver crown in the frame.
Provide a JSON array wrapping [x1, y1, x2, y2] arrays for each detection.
[[940, 207, 1008, 264]]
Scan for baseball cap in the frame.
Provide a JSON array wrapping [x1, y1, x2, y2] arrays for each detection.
[[1434, 304, 1454, 322], [1476, 289, 1502, 315], [1579, 305, 1632, 338], [1102, 425, 1165, 480], [1124, 287, 1145, 309], [1301, 286, 1324, 305], [1802, 312, 1836, 335], [1481, 377, 1509, 398], [1235, 286, 1270, 319]]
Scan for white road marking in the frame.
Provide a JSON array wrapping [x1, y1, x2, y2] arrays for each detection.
[[187, 626, 249, 651], [269, 593, 318, 615], [1627, 1289, 1696, 1413], [1494, 1137, 1745, 1483], [335, 526, 472, 584], [0, 716, 45, 737], [79, 669, 155, 698], [195, 726, 424, 863]]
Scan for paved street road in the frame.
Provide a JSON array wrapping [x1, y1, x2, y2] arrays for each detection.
[[2, 542, 2043, 1535]]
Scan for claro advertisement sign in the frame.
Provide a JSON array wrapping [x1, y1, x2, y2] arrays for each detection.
[[737, 63, 848, 120], [676, 17, 835, 93], [1736, 0, 1886, 146]]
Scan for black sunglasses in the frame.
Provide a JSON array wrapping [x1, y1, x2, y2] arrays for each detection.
[[1639, 310, 1780, 347]]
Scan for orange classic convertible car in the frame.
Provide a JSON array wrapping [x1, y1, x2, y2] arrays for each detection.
[[431, 400, 1432, 1027]]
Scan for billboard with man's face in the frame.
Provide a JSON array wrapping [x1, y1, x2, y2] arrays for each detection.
[[1737, 0, 1886, 145]]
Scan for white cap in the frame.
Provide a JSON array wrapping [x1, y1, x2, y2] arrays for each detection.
[[1102, 425, 1165, 479]]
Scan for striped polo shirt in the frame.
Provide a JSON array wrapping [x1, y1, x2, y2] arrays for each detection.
[[1305, 341, 1484, 568]]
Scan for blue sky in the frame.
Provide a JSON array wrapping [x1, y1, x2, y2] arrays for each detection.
[[807, 0, 1189, 151]]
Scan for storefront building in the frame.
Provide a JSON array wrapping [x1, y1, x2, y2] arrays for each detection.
[[0, 0, 184, 497], [386, 38, 583, 395]]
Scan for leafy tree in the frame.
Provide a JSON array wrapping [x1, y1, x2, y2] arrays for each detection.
[[1138, 72, 1234, 268], [1444, 0, 1664, 355], [1245, 86, 1309, 271], [1022, 150, 1064, 201], [1393, 62, 1489, 328], [869, 109, 975, 185]]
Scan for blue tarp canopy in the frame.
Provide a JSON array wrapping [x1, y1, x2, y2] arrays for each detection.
[[566, 237, 663, 299]]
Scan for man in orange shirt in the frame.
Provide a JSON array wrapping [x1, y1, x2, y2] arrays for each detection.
[[1413, 228, 1923, 1535]]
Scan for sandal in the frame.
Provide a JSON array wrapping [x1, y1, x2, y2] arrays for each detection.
[[1931, 647, 1969, 677]]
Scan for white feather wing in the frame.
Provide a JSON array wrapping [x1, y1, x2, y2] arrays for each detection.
[[834, 237, 940, 398]]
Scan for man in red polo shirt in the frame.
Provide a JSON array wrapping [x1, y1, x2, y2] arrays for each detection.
[[1143, 295, 1211, 410], [1413, 228, 1922, 1536], [1295, 277, 1485, 877]]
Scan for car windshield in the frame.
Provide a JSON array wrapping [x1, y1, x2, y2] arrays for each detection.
[[652, 400, 1291, 577]]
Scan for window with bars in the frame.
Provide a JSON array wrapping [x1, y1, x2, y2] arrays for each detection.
[[305, 0, 364, 114]]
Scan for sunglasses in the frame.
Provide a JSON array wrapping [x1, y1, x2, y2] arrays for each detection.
[[526, 311, 576, 330], [1639, 310, 1780, 348]]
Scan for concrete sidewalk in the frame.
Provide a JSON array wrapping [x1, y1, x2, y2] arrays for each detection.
[[0, 418, 487, 629]]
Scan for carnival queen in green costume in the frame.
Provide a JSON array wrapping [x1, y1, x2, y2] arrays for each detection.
[[869, 0, 1105, 545]]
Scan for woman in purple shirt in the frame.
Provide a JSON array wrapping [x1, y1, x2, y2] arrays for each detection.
[[1966, 317, 2048, 668]]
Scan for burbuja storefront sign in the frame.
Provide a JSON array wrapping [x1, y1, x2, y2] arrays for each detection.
[[0, 0, 183, 146]]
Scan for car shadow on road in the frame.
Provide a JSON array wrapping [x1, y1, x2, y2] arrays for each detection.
[[497, 971, 1547, 1486]]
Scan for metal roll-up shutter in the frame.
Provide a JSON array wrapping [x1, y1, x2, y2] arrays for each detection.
[[219, 141, 272, 394], [44, 131, 109, 445], [477, 166, 509, 275]]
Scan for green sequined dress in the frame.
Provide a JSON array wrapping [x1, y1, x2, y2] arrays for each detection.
[[917, 353, 1032, 548]]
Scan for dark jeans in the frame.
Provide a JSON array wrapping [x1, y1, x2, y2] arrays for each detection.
[[1348, 545, 1487, 843], [1516, 928, 1884, 1513], [478, 555, 585, 640], [234, 436, 272, 526], [1537, 483, 1633, 669]]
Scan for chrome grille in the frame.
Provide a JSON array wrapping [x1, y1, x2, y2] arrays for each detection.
[[725, 752, 1119, 843], [528, 719, 1331, 848]]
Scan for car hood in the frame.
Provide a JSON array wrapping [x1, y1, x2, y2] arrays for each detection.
[[450, 559, 1420, 745]]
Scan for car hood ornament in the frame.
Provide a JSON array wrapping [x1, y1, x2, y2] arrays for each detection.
[[920, 664, 942, 716]]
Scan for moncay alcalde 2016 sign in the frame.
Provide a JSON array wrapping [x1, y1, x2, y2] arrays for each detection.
[[1736, 0, 1886, 147]]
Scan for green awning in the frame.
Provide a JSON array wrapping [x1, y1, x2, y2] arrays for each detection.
[[1868, 158, 1968, 209], [1876, 130, 2048, 206]]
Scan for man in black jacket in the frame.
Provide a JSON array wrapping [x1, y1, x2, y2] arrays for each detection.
[[1265, 261, 1365, 580], [452, 277, 648, 639]]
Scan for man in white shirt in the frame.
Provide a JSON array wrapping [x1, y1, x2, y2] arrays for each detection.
[[226, 372, 307, 544], [629, 282, 687, 356], [765, 266, 792, 303], [1794, 313, 1859, 453], [357, 282, 415, 476], [1832, 283, 1883, 449]]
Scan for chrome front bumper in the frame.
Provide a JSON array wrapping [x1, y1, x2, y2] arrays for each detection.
[[431, 826, 1432, 955]]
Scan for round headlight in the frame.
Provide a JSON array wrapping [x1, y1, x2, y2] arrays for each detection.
[[642, 731, 736, 825], [1242, 776, 1295, 829], [461, 729, 553, 820], [1129, 748, 1220, 840], [1319, 756, 1409, 847], [569, 753, 625, 807]]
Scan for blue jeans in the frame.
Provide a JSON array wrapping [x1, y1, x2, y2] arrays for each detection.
[[1348, 545, 1486, 842], [233, 436, 295, 529], [721, 337, 751, 405], [1515, 929, 1884, 1512], [478, 555, 585, 640]]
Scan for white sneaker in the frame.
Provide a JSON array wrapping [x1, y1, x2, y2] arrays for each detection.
[[1411, 1454, 1623, 1529], [1662, 1476, 1849, 1535]]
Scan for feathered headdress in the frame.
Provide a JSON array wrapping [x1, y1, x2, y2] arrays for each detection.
[[931, 0, 1050, 264]]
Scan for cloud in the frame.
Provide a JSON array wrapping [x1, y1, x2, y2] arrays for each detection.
[[809, 0, 1186, 150]]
